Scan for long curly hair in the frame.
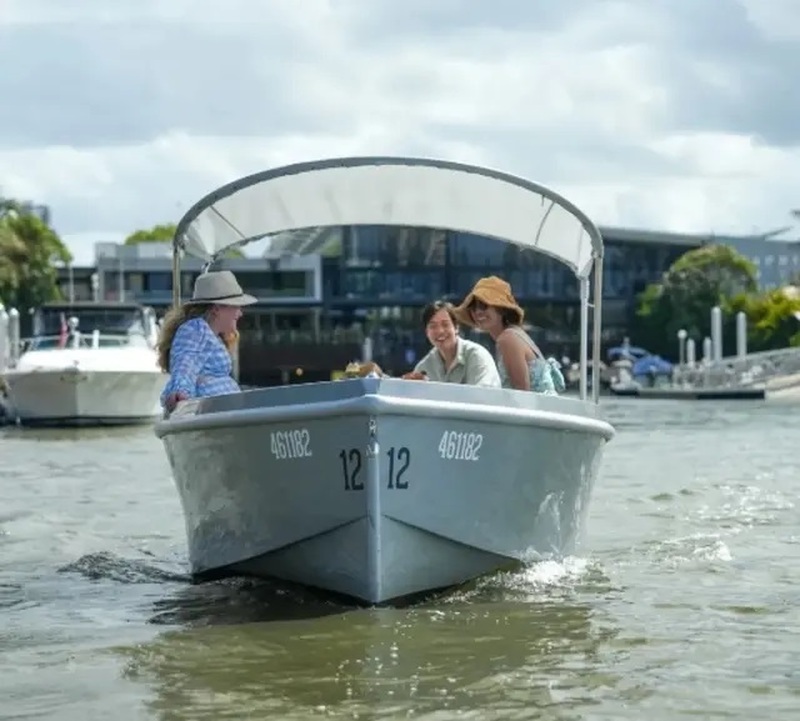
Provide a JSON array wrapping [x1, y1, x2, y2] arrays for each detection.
[[156, 303, 240, 373]]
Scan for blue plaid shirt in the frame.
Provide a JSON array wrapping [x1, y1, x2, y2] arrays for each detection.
[[161, 317, 240, 407]]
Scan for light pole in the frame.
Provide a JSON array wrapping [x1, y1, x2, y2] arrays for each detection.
[[58, 260, 75, 303]]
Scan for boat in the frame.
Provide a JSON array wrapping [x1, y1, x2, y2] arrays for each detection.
[[2, 301, 167, 426], [154, 156, 616, 605], [607, 342, 772, 400]]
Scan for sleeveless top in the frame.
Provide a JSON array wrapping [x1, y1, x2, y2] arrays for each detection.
[[496, 326, 563, 395]]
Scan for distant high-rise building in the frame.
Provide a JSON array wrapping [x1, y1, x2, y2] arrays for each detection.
[[19, 201, 51, 226]]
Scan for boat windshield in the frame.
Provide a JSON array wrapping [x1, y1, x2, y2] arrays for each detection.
[[25, 335, 134, 351], [32, 306, 147, 338]]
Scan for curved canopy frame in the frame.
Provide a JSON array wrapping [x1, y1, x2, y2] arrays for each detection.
[[171, 156, 605, 402], [173, 156, 604, 277]]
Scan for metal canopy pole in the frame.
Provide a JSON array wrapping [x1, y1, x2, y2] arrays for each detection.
[[591, 252, 604, 403], [171, 244, 181, 308], [579, 277, 589, 400]]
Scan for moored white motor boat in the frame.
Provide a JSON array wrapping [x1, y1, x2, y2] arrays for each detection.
[[3, 302, 166, 426], [155, 156, 616, 604]]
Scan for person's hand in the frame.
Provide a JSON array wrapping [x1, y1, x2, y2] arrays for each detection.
[[164, 391, 189, 412], [401, 371, 428, 381]]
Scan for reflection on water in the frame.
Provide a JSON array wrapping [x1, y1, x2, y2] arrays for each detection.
[[114, 564, 622, 721], [118, 603, 613, 720], [146, 577, 351, 626]]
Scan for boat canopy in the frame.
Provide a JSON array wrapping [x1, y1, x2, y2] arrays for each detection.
[[172, 157, 605, 279]]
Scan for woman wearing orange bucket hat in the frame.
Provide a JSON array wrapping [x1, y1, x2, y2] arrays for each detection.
[[453, 276, 565, 395]]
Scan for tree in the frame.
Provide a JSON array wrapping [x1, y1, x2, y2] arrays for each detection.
[[725, 287, 800, 353], [0, 198, 72, 314], [124, 223, 177, 245], [125, 222, 244, 258], [633, 244, 758, 358]]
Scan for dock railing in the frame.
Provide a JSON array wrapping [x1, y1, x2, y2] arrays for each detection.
[[673, 346, 800, 390]]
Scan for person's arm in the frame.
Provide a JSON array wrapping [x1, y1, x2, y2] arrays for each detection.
[[496, 331, 531, 391], [161, 319, 209, 409], [402, 355, 431, 380], [464, 345, 502, 387]]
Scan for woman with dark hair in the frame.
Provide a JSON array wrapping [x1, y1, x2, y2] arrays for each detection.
[[403, 300, 500, 387], [454, 276, 564, 395]]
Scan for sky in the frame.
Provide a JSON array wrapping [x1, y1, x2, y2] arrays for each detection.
[[1, 0, 798, 264]]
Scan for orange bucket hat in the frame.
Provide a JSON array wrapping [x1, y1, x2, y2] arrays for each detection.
[[454, 275, 524, 327]]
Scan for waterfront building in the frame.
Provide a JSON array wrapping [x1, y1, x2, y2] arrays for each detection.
[[718, 235, 800, 289], [53, 225, 799, 385]]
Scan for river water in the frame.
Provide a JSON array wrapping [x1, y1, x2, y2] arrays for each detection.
[[1, 397, 798, 720]]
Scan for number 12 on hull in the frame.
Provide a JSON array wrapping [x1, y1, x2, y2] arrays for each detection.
[[339, 446, 411, 491]]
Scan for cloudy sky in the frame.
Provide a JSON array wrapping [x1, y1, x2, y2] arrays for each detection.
[[1, 0, 798, 264]]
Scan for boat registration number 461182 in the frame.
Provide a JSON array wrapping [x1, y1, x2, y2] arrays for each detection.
[[438, 430, 483, 461], [270, 429, 313, 459]]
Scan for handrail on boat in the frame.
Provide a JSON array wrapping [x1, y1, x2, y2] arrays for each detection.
[[19, 332, 149, 352], [168, 156, 606, 403]]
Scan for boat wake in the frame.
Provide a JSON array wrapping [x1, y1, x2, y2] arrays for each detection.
[[439, 555, 612, 605], [55, 550, 614, 628], [57, 550, 189, 585]]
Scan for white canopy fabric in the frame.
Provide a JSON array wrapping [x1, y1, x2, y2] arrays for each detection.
[[174, 157, 604, 279]]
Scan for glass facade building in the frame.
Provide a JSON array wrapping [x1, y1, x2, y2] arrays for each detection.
[[311, 225, 693, 364], [54, 224, 737, 381]]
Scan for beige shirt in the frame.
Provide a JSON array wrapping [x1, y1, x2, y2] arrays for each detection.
[[414, 337, 501, 388]]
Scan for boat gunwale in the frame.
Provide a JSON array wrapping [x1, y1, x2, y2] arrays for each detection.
[[154, 392, 615, 441]]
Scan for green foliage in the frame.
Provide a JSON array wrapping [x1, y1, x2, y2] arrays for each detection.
[[668, 244, 758, 296], [634, 243, 799, 358], [124, 222, 243, 258], [124, 223, 177, 245], [724, 289, 800, 352], [0, 198, 72, 314]]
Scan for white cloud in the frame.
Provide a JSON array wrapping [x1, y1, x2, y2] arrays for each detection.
[[740, 0, 800, 40], [0, 0, 798, 265]]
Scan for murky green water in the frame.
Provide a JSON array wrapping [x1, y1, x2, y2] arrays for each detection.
[[1, 398, 798, 720]]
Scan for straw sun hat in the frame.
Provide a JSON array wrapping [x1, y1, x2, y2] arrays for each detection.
[[185, 270, 257, 306], [454, 275, 524, 327]]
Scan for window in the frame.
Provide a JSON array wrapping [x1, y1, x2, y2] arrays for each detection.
[[237, 271, 310, 297], [128, 273, 144, 293], [34, 307, 145, 336], [447, 232, 506, 267], [146, 272, 172, 291], [340, 269, 445, 299], [181, 273, 198, 296], [346, 226, 447, 267]]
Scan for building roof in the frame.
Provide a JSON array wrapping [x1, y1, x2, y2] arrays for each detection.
[[264, 222, 800, 257], [599, 225, 709, 247]]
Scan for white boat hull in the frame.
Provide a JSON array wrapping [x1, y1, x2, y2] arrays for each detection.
[[156, 379, 614, 604], [4, 347, 166, 426]]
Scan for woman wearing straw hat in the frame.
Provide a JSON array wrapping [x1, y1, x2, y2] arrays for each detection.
[[157, 270, 257, 412], [454, 276, 564, 395]]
